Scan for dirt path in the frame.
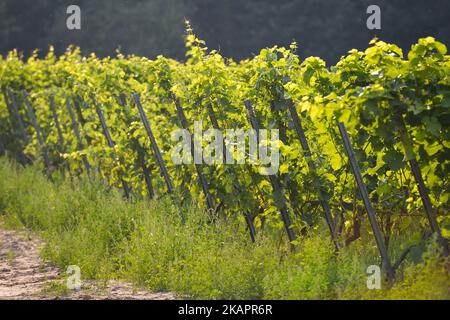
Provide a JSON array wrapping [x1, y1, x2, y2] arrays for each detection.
[[0, 228, 176, 300]]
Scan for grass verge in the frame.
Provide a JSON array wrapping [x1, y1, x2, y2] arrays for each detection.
[[0, 158, 448, 299]]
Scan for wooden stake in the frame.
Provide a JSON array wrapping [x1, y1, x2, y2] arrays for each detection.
[[244, 99, 296, 243], [172, 95, 215, 212], [66, 99, 91, 176], [133, 93, 174, 194], [22, 91, 51, 169], [94, 102, 131, 199], [338, 122, 395, 280], [287, 99, 339, 250]]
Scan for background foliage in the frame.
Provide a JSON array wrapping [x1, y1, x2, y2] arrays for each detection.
[[1, 0, 450, 63]]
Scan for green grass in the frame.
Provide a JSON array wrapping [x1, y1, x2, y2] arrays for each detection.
[[0, 158, 448, 299], [6, 249, 15, 263], [39, 280, 71, 297]]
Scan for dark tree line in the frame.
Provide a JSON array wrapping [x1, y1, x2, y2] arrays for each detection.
[[1, 0, 449, 63]]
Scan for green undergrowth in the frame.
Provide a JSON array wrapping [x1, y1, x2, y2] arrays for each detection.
[[0, 158, 448, 299]]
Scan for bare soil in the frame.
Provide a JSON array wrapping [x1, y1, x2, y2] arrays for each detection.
[[0, 228, 176, 300]]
